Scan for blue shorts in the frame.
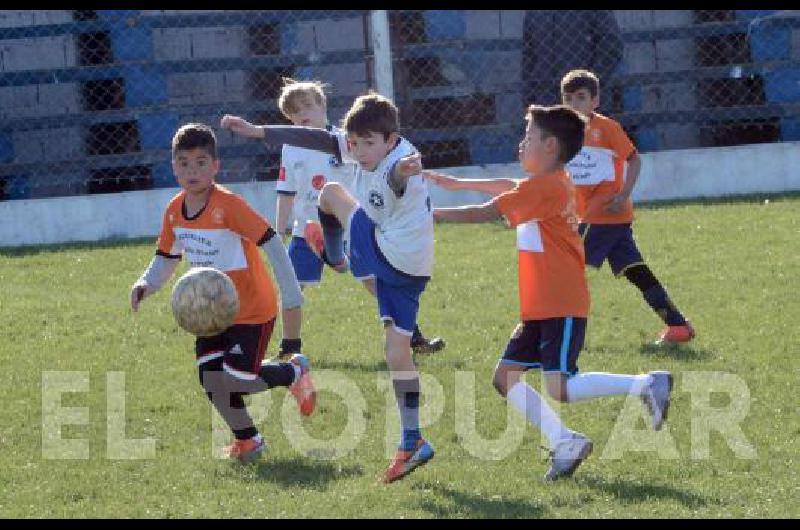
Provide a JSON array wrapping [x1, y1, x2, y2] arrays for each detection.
[[579, 223, 645, 276], [346, 241, 376, 282], [288, 236, 375, 286], [500, 318, 587, 376], [288, 236, 323, 285], [347, 207, 429, 335]]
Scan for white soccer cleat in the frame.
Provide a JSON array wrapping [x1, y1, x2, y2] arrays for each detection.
[[640, 371, 673, 431], [543, 432, 593, 481]]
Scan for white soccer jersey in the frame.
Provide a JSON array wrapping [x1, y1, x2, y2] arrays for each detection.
[[343, 136, 435, 278], [276, 126, 356, 238]]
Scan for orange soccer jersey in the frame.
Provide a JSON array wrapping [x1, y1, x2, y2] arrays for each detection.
[[566, 112, 637, 224], [157, 184, 278, 325], [493, 169, 590, 320]]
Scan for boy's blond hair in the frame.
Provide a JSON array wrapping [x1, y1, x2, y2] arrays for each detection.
[[277, 77, 329, 117]]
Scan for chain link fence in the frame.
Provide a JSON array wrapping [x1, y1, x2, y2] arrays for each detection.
[[1, 9, 799, 200]]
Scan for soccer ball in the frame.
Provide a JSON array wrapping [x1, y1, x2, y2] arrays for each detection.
[[171, 267, 239, 337]]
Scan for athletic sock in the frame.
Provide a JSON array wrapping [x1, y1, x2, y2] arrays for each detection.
[[507, 382, 572, 447], [566, 372, 652, 402]]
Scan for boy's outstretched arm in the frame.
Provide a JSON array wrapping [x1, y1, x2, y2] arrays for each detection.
[[130, 253, 180, 311], [433, 201, 502, 224], [220, 115, 339, 156], [220, 115, 265, 139], [386, 152, 423, 197], [606, 151, 641, 213], [259, 228, 303, 341], [423, 170, 517, 196]]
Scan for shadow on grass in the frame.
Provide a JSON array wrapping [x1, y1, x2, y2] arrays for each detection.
[[0, 236, 155, 257], [638, 342, 715, 360], [413, 482, 548, 518], [250, 457, 363, 489], [315, 359, 389, 372], [576, 473, 710, 508]]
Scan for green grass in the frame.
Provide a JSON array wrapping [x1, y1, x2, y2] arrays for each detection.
[[1, 195, 799, 518]]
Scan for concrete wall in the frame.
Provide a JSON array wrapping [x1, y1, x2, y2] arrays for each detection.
[[2, 141, 799, 247]]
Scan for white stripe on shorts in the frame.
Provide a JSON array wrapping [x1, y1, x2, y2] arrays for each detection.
[[223, 362, 258, 381], [196, 351, 224, 366]]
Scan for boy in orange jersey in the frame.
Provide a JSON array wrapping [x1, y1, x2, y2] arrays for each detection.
[[428, 71, 695, 347], [561, 69, 694, 345], [430, 105, 673, 481], [129, 123, 315, 463]]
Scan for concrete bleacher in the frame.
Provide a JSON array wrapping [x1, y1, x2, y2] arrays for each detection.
[[1, 9, 799, 202], [0, 10, 369, 200]]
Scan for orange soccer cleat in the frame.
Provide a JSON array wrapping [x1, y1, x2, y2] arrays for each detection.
[[655, 321, 696, 345]]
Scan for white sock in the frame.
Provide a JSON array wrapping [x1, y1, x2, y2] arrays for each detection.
[[507, 382, 572, 446], [566, 372, 653, 402]]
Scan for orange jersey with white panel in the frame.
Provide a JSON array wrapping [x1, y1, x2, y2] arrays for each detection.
[[157, 184, 278, 325], [493, 169, 589, 320], [566, 112, 637, 224]]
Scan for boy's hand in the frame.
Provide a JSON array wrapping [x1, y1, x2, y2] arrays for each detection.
[[220, 115, 264, 139], [604, 192, 630, 214], [395, 153, 422, 179], [422, 170, 461, 191], [130, 281, 152, 312]]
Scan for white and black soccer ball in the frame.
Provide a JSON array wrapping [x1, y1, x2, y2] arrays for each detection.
[[171, 267, 239, 337]]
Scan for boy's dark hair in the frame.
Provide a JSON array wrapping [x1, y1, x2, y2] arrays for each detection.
[[341, 91, 399, 140], [527, 104, 587, 163], [560, 69, 600, 98], [172, 123, 218, 159]]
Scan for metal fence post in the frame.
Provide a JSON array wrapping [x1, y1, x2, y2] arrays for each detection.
[[369, 10, 395, 101]]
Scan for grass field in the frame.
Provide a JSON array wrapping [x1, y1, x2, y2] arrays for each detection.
[[1, 194, 798, 518]]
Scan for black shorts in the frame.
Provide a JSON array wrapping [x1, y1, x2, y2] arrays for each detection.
[[500, 317, 587, 376], [195, 320, 275, 381], [579, 223, 645, 276]]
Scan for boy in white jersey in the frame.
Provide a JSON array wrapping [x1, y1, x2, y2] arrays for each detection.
[[272, 79, 445, 358], [221, 92, 435, 483]]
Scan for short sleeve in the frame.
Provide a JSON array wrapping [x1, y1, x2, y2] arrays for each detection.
[[608, 120, 636, 161], [225, 194, 271, 243], [492, 178, 561, 228], [156, 204, 182, 257]]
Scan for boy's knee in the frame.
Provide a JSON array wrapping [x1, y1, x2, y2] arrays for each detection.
[[493, 366, 517, 397], [492, 373, 507, 397], [320, 182, 343, 201], [545, 377, 570, 403]]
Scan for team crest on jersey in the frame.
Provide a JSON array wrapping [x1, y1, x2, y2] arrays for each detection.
[[212, 207, 224, 224], [369, 191, 385, 208], [311, 174, 326, 191], [591, 129, 601, 141]]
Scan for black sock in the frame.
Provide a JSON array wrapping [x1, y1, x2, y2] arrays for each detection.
[[624, 265, 687, 326], [317, 208, 345, 265], [411, 324, 423, 343], [259, 363, 296, 388]]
